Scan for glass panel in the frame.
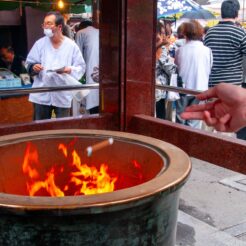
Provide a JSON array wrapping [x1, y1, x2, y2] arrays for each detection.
[[0, 1, 101, 125], [155, 1, 239, 140]]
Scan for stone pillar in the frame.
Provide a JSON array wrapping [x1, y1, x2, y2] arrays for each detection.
[[100, 0, 157, 130]]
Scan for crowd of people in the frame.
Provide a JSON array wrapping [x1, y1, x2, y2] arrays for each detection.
[[155, 0, 246, 140]]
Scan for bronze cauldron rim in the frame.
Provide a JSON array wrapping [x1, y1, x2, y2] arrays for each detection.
[[0, 129, 191, 211]]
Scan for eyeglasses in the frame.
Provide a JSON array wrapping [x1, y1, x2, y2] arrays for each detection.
[[41, 22, 55, 28]]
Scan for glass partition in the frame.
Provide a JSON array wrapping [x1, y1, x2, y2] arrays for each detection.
[[155, 2, 238, 139], [0, 1, 100, 125]]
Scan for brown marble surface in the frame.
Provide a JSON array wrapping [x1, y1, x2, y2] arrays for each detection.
[[128, 114, 246, 174], [100, 0, 122, 128], [0, 114, 116, 137], [124, 0, 156, 127], [100, 0, 157, 130]]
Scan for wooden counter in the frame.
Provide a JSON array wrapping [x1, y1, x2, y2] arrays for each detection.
[[0, 95, 33, 124]]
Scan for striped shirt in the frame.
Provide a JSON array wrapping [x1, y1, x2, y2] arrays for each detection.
[[204, 21, 246, 87]]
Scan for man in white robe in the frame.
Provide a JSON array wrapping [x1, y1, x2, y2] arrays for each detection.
[[26, 11, 85, 120], [76, 20, 99, 114]]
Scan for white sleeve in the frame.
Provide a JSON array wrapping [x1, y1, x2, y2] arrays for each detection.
[[69, 44, 86, 80], [210, 48, 213, 69], [25, 41, 41, 66], [75, 32, 85, 54]]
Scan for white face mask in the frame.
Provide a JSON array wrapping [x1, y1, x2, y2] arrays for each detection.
[[43, 28, 54, 38]]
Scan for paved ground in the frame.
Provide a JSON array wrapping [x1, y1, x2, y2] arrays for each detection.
[[176, 158, 246, 246]]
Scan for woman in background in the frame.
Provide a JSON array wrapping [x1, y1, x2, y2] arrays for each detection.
[[175, 20, 213, 129], [155, 20, 176, 120]]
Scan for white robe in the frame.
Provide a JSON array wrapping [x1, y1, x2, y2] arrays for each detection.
[[76, 26, 99, 110], [26, 36, 85, 108], [175, 40, 213, 92]]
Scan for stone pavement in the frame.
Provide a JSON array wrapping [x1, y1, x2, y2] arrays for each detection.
[[176, 158, 246, 246]]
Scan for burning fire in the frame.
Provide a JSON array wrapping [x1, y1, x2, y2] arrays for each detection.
[[22, 141, 118, 197]]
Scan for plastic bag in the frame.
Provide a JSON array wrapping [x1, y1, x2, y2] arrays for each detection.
[[166, 74, 180, 101]]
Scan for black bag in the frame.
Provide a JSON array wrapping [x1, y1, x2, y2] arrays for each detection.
[[177, 75, 185, 97]]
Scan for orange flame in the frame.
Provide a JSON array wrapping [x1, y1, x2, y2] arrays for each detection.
[[27, 167, 64, 197], [22, 141, 118, 197], [58, 143, 68, 157], [22, 143, 40, 179]]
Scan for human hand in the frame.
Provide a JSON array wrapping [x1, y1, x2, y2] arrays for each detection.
[[156, 33, 169, 48], [56, 66, 71, 74], [33, 64, 43, 73], [181, 83, 246, 132]]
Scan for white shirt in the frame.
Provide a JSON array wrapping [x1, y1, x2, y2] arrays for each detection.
[[175, 40, 213, 91], [76, 26, 99, 110], [26, 36, 85, 108]]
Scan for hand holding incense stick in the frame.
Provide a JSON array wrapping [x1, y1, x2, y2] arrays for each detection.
[[86, 138, 114, 157]]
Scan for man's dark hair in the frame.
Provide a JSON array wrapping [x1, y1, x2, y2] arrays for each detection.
[[78, 20, 93, 30], [0, 45, 14, 57], [0, 44, 13, 51], [45, 11, 65, 29], [221, 0, 240, 19]]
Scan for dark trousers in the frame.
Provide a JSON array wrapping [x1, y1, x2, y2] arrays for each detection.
[[176, 95, 201, 129], [33, 103, 71, 120], [156, 99, 166, 119], [237, 127, 246, 140], [89, 106, 99, 114]]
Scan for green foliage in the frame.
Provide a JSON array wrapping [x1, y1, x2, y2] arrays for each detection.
[[79, 74, 86, 84]]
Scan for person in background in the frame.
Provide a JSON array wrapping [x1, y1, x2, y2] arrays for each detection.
[[0, 45, 27, 76], [76, 20, 99, 114], [63, 25, 74, 39], [235, 21, 242, 28], [204, 0, 246, 139], [62, 14, 74, 39], [181, 83, 246, 133], [91, 66, 99, 83], [175, 20, 213, 129], [155, 20, 176, 120], [26, 11, 85, 120], [204, 0, 244, 87], [173, 23, 186, 51], [203, 26, 210, 41]]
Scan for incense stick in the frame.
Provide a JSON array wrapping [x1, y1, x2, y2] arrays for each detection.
[[86, 138, 114, 157]]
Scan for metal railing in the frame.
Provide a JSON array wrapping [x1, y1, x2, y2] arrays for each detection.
[[0, 84, 202, 97], [0, 84, 99, 97], [156, 84, 202, 96]]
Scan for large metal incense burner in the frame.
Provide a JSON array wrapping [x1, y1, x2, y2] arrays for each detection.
[[0, 129, 190, 245]]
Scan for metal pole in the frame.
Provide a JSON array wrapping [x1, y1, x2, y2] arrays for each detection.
[[0, 84, 202, 97], [156, 84, 202, 96], [0, 84, 99, 97]]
